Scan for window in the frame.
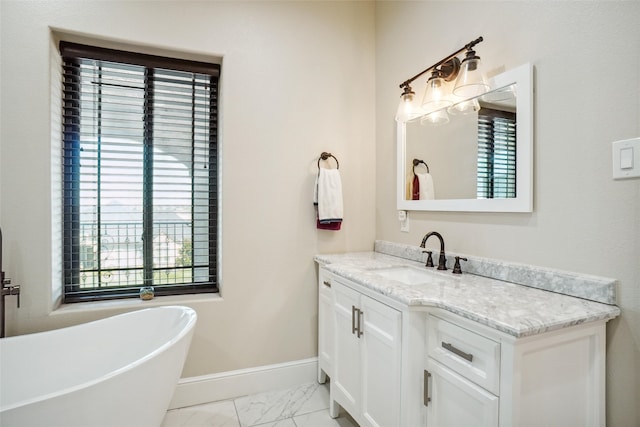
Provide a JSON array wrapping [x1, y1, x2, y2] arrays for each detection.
[[60, 42, 219, 302], [476, 108, 516, 199]]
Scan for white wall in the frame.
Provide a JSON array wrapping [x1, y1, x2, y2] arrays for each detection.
[[375, 2, 639, 425], [0, 0, 376, 376]]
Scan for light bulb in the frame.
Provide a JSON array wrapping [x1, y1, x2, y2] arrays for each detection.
[[422, 71, 453, 114]]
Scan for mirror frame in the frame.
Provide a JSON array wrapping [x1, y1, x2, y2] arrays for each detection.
[[396, 63, 533, 212]]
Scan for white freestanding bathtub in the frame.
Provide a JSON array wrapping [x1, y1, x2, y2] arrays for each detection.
[[0, 305, 197, 427]]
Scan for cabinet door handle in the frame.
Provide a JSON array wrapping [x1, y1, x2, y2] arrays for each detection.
[[352, 305, 357, 335], [323, 280, 331, 288], [442, 342, 474, 362], [423, 370, 431, 406], [357, 309, 364, 338]]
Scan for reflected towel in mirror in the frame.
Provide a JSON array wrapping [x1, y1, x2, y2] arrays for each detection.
[[417, 172, 435, 200], [407, 172, 435, 200]]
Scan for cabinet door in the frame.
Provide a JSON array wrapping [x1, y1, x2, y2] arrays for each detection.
[[426, 359, 499, 427], [332, 281, 361, 416], [318, 270, 333, 382], [360, 295, 402, 427]]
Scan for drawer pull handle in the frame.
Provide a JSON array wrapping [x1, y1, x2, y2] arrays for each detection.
[[423, 370, 431, 406], [442, 342, 474, 362], [357, 309, 364, 338], [352, 306, 357, 335], [323, 280, 331, 288]]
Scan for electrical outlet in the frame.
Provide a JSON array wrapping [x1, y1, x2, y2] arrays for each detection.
[[398, 210, 409, 232]]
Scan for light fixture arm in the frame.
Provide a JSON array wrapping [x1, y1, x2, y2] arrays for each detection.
[[398, 36, 484, 90]]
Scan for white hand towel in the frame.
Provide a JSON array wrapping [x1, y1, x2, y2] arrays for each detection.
[[315, 168, 343, 223], [417, 172, 435, 200]]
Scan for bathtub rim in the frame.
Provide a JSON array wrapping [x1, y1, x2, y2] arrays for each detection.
[[0, 305, 197, 413]]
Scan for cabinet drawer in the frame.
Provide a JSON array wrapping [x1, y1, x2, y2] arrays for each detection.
[[427, 315, 500, 395], [319, 268, 332, 291]]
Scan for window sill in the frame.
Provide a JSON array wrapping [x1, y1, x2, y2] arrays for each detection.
[[51, 293, 222, 317]]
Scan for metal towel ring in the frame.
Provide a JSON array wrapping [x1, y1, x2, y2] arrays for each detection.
[[413, 158, 429, 174], [318, 152, 339, 169]]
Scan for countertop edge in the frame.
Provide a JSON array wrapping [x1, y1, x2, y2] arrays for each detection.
[[315, 251, 621, 338]]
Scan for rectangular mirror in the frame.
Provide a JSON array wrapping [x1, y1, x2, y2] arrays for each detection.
[[396, 63, 533, 212]]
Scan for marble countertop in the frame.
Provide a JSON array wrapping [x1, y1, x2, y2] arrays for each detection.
[[315, 251, 620, 338]]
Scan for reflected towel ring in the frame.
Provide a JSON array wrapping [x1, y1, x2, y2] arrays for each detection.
[[413, 159, 429, 174], [318, 152, 339, 169]]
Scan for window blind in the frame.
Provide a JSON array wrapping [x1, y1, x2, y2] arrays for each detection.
[[60, 42, 219, 302], [477, 108, 516, 199]]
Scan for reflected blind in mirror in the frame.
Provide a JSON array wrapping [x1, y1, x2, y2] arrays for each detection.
[[477, 108, 516, 199]]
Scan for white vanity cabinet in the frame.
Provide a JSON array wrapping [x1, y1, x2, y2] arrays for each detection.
[[331, 277, 402, 427], [317, 249, 616, 427], [424, 314, 500, 426], [423, 311, 608, 427]]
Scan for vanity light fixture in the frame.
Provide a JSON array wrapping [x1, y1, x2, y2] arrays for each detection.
[[453, 47, 490, 97], [396, 36, 488, 123]]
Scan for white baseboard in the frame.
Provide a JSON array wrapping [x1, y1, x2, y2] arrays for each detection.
[[169, 357, 319, 409]]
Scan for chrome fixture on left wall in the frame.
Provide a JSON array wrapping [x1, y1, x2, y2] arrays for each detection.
[[1, 227, 20, 338]]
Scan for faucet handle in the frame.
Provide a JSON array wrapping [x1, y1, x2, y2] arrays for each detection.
[[13, 285, 20, 308], [2, 279, 19, 308], [452, 257, 468, 274], [422, 250, 434, 268]]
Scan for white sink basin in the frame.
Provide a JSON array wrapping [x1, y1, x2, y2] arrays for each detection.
[[369, 265, 436, 285]]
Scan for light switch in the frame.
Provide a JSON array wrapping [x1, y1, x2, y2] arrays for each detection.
[[612, 137, 640, 180], [620, 147, 633, 169]]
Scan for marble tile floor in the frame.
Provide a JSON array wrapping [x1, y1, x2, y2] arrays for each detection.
[[161, 382, 359, 427]]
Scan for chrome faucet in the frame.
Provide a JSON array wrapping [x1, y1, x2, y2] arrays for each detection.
[[419, 231, 447, 270]]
